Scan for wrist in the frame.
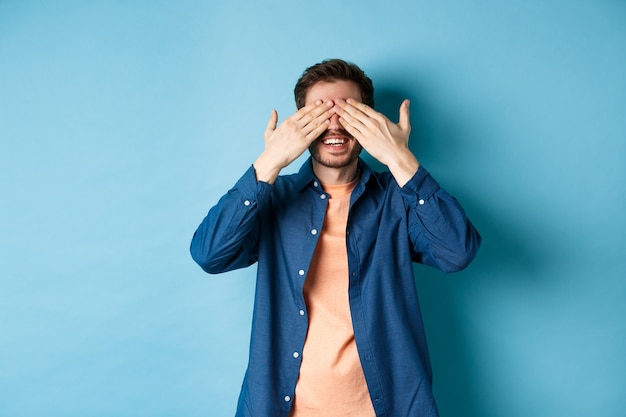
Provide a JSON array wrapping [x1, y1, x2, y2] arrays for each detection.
[[387, 150, 420, 187], [253, 152, 283, 184]]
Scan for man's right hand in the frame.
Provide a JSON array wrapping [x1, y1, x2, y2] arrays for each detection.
[[253, 100, 333, 184]]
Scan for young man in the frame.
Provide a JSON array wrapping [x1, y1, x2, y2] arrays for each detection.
[[191, 59, 481, 417]]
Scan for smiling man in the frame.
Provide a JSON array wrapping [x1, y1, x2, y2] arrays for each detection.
[[190, 59, 481, 417]]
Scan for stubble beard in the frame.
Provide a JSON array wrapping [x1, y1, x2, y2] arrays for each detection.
[[308, 129, 363, 169]]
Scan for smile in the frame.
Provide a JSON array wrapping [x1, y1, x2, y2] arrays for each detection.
[[322, 138, 347, 146]]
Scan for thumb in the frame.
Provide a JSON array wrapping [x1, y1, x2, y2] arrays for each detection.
[[264, 109, 278, 140], [398, 99, 410, 131]]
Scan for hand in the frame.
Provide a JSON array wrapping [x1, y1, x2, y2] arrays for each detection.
[[253, 100, 333, 184], [334, 98, 419, 186]]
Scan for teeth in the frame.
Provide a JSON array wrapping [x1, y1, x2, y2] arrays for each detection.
[[323, 138, 345, 145]]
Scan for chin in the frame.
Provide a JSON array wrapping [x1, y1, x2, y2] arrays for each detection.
[[310, 146, 362, 169]]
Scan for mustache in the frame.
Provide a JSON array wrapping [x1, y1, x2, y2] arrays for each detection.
[[318, 129, 354, 141]]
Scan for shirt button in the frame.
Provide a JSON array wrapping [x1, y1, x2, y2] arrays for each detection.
[[418, 199, 425, 205], [299, 309, 305, 316], [293, 352, 300, 358], [243, 200, 251, 206], [284, 396, 291, 402], [298, 269, 305, 276], [320, 194, 327, 200], [311, 229, 318, 235], [313, 181, 319, 187]]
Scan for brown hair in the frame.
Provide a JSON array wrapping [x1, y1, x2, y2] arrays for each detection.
[[294, 59, 374, 109]]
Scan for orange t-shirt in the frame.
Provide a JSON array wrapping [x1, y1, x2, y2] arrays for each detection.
[[290, 179, 376, 417]]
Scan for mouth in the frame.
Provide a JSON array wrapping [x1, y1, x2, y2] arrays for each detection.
[[322, 137, 348, 146], [318, 129, 353, 148]]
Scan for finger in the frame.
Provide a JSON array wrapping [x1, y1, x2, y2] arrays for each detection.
[[295, 100, 325, 121], [398, 99, 410, 130], [338, 116, 366, 142], [336, 104, 369, 133], [303, 105, 333, 139], [264, 109, 278, 140], [266, 109, 278, 130], [296, 107, 332, 138], [305, 119, 331, 142], [343, 98, 378, 118], [334, 99, 376, 130], [297, 100, 332, 128]]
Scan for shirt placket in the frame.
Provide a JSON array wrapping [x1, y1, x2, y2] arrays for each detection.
[[284, 180, 329, 412]]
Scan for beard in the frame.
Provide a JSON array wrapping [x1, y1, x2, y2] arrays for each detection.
[[308, 129, 363, 169]]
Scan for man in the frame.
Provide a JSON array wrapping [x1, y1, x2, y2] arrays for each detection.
[[191, 59, 481, 417]]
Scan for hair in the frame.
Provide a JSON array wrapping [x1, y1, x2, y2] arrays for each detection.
[[294, 59, 374, 109]]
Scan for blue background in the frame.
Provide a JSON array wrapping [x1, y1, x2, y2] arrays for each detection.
[[1, 1, 625, 416]]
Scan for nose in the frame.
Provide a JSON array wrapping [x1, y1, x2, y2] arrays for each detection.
[[328, 113, 342, 130]]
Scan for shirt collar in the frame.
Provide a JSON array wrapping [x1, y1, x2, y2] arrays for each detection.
[[294, 157, 380, 192]]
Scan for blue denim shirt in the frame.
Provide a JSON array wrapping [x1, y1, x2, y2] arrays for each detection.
[[190, 158, 481, 417]]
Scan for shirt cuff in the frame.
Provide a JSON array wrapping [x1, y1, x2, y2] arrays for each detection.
[[233, 165, 273, 202], [399, 165, 441, 200]]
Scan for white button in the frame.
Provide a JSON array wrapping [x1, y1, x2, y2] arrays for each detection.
[[311, 229, 318, 235], [284, 396, 291, 402], [313, 181, 319, 187], [298, 269, 305, 276], [418, 199, 425, 205], [320, 194, 327, 199], [299, 309, 305, 316], [244, 200, 251, 206], [293, 352, 300, 358]]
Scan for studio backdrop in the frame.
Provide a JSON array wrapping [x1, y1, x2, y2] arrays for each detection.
[[1, 1, 624, 416]]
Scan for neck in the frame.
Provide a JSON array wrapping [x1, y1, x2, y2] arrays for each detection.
[[312, 160, 360, 185]]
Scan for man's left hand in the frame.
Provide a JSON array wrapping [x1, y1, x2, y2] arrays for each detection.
[[333, 98, 420, 187]]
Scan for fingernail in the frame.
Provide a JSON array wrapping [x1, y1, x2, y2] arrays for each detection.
[[315, 100, 322, 105]]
